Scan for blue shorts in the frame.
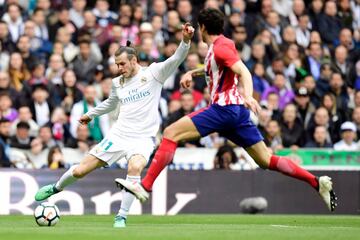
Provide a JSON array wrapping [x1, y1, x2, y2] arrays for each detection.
[[189, 104, 263, 148]]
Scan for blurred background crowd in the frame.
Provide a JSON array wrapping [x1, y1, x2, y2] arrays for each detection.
[[0, 0, 359, 170]]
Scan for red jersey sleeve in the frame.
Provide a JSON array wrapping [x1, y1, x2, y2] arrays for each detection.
[[213, 40, 239, 68]]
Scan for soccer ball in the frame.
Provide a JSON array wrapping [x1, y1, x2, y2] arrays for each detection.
[[34, 202, 60, 226]]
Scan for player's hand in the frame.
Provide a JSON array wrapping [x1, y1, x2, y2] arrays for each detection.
[[180, 71, 193, 88], [78, 115, 92, 125], [243, 96, 261, 115], [182, 22, 195, 43]]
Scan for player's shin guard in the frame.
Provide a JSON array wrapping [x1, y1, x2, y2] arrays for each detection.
[[269, 155, 319, 190], [141, 138, 177, 191]]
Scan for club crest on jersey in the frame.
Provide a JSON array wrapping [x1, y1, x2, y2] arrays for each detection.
[[141, 76, 147, 84]]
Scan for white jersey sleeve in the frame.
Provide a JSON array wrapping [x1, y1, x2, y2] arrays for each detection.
[[149, 40, 190, 84], [85, 82, 119, 119]]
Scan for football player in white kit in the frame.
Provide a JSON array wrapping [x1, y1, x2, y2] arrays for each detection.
[[35, 23, 195, 227]]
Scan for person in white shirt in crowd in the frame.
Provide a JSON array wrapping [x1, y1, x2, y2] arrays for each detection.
[[333, 121, 358, 150]]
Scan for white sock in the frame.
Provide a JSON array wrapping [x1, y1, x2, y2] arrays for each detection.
[[55, 165, 78, 191], [118, 175, 141, 219]]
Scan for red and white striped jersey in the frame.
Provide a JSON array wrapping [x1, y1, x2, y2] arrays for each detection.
[[204, 35, 244, 106]]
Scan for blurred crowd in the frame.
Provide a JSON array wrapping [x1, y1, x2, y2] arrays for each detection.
[[0, 0, 359, 169]]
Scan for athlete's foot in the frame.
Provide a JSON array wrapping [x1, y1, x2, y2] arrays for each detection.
[[34, 184, 60, 201], [115, 178, 149, 203], [113, 215, 126, 228], [318, 176, 337, 211]]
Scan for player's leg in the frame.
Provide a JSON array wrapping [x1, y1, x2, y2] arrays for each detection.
[[245, 141, 337, 211], [114, 154, 147, 228], [35, 154, 106, 201], [116, 116, 201, 202], [141, 116, 200, 191]]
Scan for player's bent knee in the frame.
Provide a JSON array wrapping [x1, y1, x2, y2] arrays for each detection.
[[163, 126, 178, 141]]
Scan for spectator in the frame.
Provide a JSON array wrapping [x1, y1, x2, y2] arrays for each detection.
[[31, 8, 50, 41], [48, 7, 77, 43], [332, 45, 352, 82], [263, 119, 283, 151], [213, 144, 239, 170], [307, 106, 337, 144], [0, 92, 18, 122], [318, 0, 342, 45], [0, 20, 16, 53], [337, 0, 353, 29], [10, 105, 39, 137], [279, 103, 305, 148], [48, 107, 72, 146], [38, 124, 57, 149], [232, 25, 251, 62], [69, 0, 86, 29], [288, 0, 307, 27], [59, 69, 83, 116], [246, 41, 270, 70], [56, 27, 79, 64], [10, 121, 34, 150], [333, 121, 358, 150], [47, 145, 66, 169], [328, 72, 349, 110], [296, 14, 311, 48], [0, 71, 21, 108], [45, 54, 65, 86], [8, 52, 30, 92], [304, 42, 323, 80], [261, 73, 295, 110], [0, 118, 11, 167], [70, 38, 99, 85], [305, 125, 333, 148], [282, 26, 297, 47], [70, 85, 109, 142], [177, 0, 193, 23], [337, 28, 359, 64], [294, 87, 316, 128], [65, 124, 95, 153], [321, 92, 348, 131], [80, 10, 110, 52], [252, 63, 270, 98], [92, 0, 117, 28], [23, 20, 52, 61], [29, 84, 54, 127], [16, 35, 38, 71], [165, 90, 202, 148], [315, 63, 334, 96], [2, 3, 24, 43]]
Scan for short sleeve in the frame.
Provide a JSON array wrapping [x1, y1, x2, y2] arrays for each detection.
[[214, 42, 239, 68]]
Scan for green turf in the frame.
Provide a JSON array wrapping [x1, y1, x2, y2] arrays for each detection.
[[1, 215, 359, 240]]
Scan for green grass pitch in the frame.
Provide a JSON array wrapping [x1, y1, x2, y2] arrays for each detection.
[[1, 215, 359, 240]]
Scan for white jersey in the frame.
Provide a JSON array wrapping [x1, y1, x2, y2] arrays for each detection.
[[86, 41, 190, 138]]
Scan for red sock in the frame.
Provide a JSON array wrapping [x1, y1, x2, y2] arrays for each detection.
[[269, 155, 318, 190], [142, 138, 177, 191]]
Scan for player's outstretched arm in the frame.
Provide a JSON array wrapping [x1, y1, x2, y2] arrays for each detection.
[[180, 67, 204, 88], [84, 85, 119, 120], [231, 60, 261, 114], [150, 23, 195, 84]]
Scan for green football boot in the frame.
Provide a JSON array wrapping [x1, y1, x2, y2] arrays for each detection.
[[35, 184, 60, 201], [113, 215, 126, 228]]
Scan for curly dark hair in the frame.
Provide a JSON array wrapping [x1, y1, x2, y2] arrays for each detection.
[[198, 8, 224, 35]]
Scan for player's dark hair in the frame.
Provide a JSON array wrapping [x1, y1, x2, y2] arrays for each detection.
[[114, 40, 138, 61], [198, 8, 224, 35]]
